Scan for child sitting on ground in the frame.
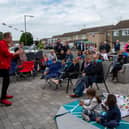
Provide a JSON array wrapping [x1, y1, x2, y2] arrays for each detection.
[[96, 94, 121, 129], [80, 88, 101, 121]]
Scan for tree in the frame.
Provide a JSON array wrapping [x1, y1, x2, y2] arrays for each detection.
[[0, 32, 3, 40], [37, 40, 44, 49], [19, 32, 33, 45]]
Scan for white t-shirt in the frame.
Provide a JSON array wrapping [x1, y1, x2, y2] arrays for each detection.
[[83, 97, 98, 111], [101, 53, 109, 61]]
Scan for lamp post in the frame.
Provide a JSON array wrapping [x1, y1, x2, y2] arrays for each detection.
[[24, 15, 34, 44]]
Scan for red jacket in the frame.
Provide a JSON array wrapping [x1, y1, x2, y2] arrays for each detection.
[[0, 40, 13, 69]]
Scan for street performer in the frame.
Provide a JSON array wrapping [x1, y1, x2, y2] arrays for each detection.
[[0, 32, 20, 106]]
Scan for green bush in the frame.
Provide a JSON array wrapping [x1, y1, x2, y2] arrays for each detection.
[[37, 41, 44, 49], [19, 32, 33, 45]]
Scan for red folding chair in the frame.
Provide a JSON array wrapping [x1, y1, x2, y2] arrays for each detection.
[[17, 61, 34, 79]]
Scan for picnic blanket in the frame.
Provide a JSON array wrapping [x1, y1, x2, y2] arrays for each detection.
[[55, 94, 129, 129]]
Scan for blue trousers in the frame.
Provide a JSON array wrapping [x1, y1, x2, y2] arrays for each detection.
[[73, 76, 96, 96]]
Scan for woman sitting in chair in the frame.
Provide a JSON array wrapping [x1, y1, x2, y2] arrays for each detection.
[[70, 54, 104, 98]]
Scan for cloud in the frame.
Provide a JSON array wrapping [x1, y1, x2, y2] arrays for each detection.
[[0, 0, 129, 40]]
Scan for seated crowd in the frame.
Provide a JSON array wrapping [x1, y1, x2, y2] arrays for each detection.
[[39, 39, 129, 88]]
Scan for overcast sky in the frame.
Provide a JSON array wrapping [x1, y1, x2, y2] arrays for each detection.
[[0, 0, 129, 40]]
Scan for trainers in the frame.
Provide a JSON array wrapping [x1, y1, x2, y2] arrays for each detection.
[[82, 113, 90, 121], [0, 99, 12, 106], [83, 88, 87, 94], [69, 94, 79, 98], [6, 95, 14, 99]]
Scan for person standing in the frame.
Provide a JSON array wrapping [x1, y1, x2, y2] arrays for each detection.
[[114, 40, 120, 53], [99, 41, 110, 53], [104, 41, 111, 53], [124, 41, 129, 54], [63, 42, 69, 53], [19, 42, 27, 63], [80, 42, 84, 51], [54, 39, 63, 57], [0, 32, 20, 106]]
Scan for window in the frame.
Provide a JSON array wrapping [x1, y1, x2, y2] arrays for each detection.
[[75, 35, 78, 40], [113, 31, 119, 36], [122, 30, 129, 36], [107, 32, 110, 36], [81, 34, 86, 39]]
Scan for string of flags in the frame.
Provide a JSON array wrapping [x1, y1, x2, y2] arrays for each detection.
[[1, 22, 24, 33]]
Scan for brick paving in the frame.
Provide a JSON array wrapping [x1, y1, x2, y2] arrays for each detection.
[[0, 76, 129, 129]]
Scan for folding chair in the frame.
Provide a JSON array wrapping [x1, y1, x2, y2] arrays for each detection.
[[95, 79, 110, 93], [65, 72, 81, 93], [45, 61, 81, 93], [94, 61, 112, 93], [65, 61, 83, 93], [16, 61, 34, 79]]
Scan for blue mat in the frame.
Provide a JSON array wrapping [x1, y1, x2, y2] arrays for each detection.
[[63, 100, 129, 129]]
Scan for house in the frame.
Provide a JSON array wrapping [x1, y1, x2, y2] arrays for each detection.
[[51, 25, 114, 49], [112, 20, 129, 48], [80, 25, 114, 49], [43, 19, 129, 50], [52, 31, 87, 43]]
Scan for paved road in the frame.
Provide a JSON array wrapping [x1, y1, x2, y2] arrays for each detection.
[[0, 76, 129, 129], [0, 49, 129, 129]]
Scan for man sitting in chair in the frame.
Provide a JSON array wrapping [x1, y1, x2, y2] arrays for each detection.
[[41, 58, 62, 80]]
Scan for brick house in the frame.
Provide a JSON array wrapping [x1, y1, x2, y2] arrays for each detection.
[[112, 20, 129, 48], [45, 19, 129, 50]]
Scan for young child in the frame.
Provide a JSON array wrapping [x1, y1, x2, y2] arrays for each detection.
[[80, 88, 101, 121], [96, 94, 121, 128]]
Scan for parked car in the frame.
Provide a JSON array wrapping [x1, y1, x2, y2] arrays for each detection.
[[10, 47, 16, 53], [10, 46, 38, 53]]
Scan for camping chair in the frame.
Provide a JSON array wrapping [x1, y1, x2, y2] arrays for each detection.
[[48, 71, 80, 93], [58, 63, 82, 93], [103, 61, 113, 80], [64, 60, 84, 93], [93, 61, 112, 93], [65, 71, 81, 93], [46, 65, 81, 93], [118, 63, 129, 83], [16, 61, 34, 79]]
